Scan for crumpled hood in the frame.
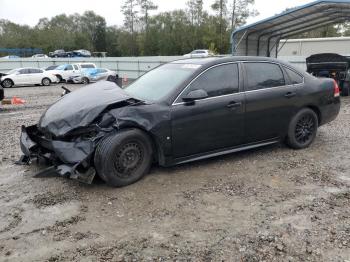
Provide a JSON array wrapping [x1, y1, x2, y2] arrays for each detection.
[[39, 81, 133, 137]]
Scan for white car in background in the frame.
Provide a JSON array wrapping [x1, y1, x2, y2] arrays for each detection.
[[32, 54, 49, 58], [183, 49, 214, 58], [49, 63, 97, 82], [0, 68, 58, 88]]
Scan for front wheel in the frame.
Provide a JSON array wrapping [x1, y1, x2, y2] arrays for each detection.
[[41, 78, 51, 86], [94, 129, 153, 187], [81, 77, 89, 85], [2, 79, 13, 88], [286, 108, 318, 149]]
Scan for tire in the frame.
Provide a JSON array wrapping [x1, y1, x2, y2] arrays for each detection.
[[94, 129, 153, 187], [286, 108, 318, 149], [2, 79, 13, 88], [41, 78, 51, 86], [341, 85, 350, 96], [81, 77, 89, 85]]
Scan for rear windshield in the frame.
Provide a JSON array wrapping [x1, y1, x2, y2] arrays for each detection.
[[125, 63, 199, 102]]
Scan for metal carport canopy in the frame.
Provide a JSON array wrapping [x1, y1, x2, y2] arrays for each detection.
[[231, 0, 350, 57]]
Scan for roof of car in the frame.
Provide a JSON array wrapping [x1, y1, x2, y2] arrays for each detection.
[[172, 56, 282, 65]]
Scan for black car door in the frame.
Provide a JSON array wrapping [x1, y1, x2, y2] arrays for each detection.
[[171, 63, 245, 158], [243, 62, 300, 143]]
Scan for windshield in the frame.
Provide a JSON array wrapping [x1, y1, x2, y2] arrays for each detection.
[[7, 69, 18, 74], [56, 65, 66, 70], [125, 63, 199, 102]]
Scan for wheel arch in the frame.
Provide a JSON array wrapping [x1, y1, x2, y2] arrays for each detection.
[[304, 105, 322, 125], [125, 126, 163, 165], [100, 127, 163, 166]]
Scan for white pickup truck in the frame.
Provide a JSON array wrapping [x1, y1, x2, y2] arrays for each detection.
[[49, 63, 96, 82]]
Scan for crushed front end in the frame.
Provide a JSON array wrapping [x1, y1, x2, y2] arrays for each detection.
[[17, 81, 170, 184], [19, 124, 106, 184]]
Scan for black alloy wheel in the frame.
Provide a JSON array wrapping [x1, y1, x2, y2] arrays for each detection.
[[286, 108, 318, 149], [295, 115, 316, 144]]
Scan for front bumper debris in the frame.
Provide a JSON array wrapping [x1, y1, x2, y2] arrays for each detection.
[[18, 125, 98, 184]]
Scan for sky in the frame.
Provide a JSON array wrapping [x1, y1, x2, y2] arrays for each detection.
[[0, 0, 308, 27]]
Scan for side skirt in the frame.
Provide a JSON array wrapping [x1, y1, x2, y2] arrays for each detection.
[[163, 138, 280, 167]]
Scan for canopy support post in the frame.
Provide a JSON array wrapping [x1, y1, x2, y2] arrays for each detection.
[[232, 30, 247, 55]]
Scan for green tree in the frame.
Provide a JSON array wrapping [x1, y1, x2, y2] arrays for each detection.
[[138, 0, 158, 55], [211, 0, 228, 53], [121, 0, 139, 55], [187, 0, 204, 26], [229, 0, 258, 30], [122, 0, 139, 34], [80, 11, 107, 52], [138, 0, 158, 31]]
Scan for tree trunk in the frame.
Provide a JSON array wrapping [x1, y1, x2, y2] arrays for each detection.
[[231, 0, 237, 30]]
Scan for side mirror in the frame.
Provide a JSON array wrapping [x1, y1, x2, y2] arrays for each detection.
[[182, 89, 208, 103]]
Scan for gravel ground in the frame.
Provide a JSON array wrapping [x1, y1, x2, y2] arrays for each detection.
[[0, 84, 349, 262]]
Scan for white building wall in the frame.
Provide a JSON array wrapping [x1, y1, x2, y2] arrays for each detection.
[[278, 37, 350, 57]]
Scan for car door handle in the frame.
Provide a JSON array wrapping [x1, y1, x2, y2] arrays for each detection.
[[227, 101, 242, 108], [285, 92, 296, 98]]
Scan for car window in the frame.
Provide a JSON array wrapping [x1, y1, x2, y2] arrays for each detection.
[[73, 65, 79, 70], [65, 65, 73, 71], [284, 67, 303, 85], [29, 69, 42, 74], [180, 63, 239, 100], [19, 69, 29, 74], [245, 63, 285, 91], [56, 65, 66, 70], [81, 64, 95, 68]]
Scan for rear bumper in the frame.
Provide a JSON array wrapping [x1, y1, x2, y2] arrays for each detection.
[[19, 125, 96, 183], [320, 97, 341, 126]]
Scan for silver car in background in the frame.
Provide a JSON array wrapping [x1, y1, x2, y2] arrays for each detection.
[[68, 68, 118, 84]]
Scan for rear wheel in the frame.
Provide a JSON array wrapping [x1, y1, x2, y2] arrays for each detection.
[[41, 78, 51, 86], [286, 108, 318, 149], [341, 85, 350, 96], [94, 129, 153, 187], [2, 79, 13, 88]]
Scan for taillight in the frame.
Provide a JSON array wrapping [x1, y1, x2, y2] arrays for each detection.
[[333, 79, 340, 98]]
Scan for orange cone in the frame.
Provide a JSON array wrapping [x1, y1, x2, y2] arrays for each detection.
[[123, 75, 128, 85], [11, 96, 26, 105]]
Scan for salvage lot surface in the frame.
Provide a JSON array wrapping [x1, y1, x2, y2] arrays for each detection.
[[0, 84, 350, 261]]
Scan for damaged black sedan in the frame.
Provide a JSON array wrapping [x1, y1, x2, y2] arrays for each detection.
[[19, 57, 340, 187]]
